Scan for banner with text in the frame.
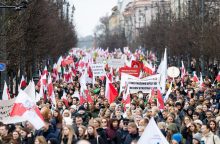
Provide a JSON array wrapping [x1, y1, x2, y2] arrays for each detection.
[[108, 59, 125, 69], [91, 64, 106, 76], [0, 99, 25, 124], [128, 74, 160, 94], [119, 67, 140, 77]]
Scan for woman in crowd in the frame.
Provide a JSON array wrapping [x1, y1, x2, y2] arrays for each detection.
[[92, 118, 107, 143], [87, 125, 105, 144], [12, 130, 21, 144], [78, 125, 87, 140], [209, 120, 218, 135], [35, 136, 47, 144], [51, 109, 63, 130], [60, 125, 77, 144], [106, 119, 121, 144]]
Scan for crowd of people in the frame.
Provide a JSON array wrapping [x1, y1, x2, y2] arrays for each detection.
[[0, 48, 220, 144]]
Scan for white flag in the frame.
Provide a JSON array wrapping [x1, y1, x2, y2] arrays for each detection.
[[138, 117, 169, 144]]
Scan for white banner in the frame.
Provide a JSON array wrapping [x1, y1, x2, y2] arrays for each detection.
[[96, 57, 106, 64], [128, 74, 160, 94], [108, 59, 125, 69], [91, 64, 106, 76], [0, 98, 25, 124]]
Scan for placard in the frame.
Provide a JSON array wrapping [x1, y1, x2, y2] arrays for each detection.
[[119, 67, 140, 77], [91, 64, 106, 76], [0, 98, 25, 124], [108, 59, 125, 69]]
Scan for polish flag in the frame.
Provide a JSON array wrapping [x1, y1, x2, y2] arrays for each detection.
[[47, 75, 56, 106], [61, 91, 68, 107], [2, 81, 10, 100], [148, 88, 155, 104], [181, 61, 186, 79], [216, 71, 220, 82], [105, 77, 118, 104], [157, 89, 164, 110], [122, 85, 130, 111], [19, 75, 27, 90], [192, 72, 199, 82], [143, 61, 155, 75], [43, 66, 48, 75], [199, 73, 205, 88], [79, 95, 86, 105], [52, 63, 58, 79], [10, 90, 45, 130], [85, 90, 93, 103]]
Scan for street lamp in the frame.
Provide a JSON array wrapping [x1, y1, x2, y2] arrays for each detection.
[[0, 1, 28, 10]]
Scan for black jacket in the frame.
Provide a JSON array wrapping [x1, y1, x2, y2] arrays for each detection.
[[88, 135, 105, 144], [124, 133, 140, 144]]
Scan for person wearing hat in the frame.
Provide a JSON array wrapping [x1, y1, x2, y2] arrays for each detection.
[[171, 133, 182, 144], [193, 133, 202, 144]]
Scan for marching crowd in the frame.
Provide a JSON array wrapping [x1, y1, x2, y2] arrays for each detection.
[[0, 48, 220, 144]]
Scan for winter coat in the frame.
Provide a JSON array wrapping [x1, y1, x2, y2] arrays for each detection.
[[35, 125, 58, 141], [87, 135, 105, 144], [201, 131, 220, 144], [124, 133, 140, 144], [117, 129, 129, 143], [61, 135, 77, 144], [96, 128, 108, 143]]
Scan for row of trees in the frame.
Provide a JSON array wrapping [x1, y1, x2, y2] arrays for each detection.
[[96, 0, 219, 73], [1, 0, 77, 94], [139, 0, 220, 71]]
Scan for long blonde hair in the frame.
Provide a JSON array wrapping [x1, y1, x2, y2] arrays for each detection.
[[61, 125, 77, 144]]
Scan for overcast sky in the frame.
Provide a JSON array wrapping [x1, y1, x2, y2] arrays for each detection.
[[69, 0, 117, 37]]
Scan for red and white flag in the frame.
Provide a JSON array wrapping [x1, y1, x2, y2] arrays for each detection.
[[157, 88, 165, 110], [2, 81, 10, 100], [143, 61, 155, 75], [216, 71, 220, 82], [61, 91, 68, 107], [192, 72, 199, 82], [43, 66, 48, 75], [199, 73, 205, 88], [10, 90, 45, 130], [47, 75, 56, 106], [105, 77, 118, 104], [181, 61, 186, 79], [19, 75, 27, 90]]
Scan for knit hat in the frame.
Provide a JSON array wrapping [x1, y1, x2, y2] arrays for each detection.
[[172, 133, 182, 143], [167, 123, 179, 133], [78, 105, 86, 111], [193, 133, 202, 142]]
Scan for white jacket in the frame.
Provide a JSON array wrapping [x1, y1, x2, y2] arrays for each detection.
[[201, 131, 220, 144]]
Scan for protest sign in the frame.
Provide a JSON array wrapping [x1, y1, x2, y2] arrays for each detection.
[[119, 67, 140, 77], [0, 98, 25, 124], [107, 59, 125, 69], [91, 64, 106, 76], [96, 57, 106, 64]]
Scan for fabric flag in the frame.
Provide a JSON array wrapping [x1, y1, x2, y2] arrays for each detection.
[[105, 77, 118, 104], [164, 82, 172, 102], [122, 85, 130, 111], [2, 81, 10, 100], [216, 71, 220, 82], [24, 80, 36, 102], [143, 61, 155, 75], [47, 75, 56, 106], [43, 66, 48, 75], [181, 61, 186, 79], [61, 91, 68, 107], [157, 88, 164, 109], [199, 73, 204, 88], [192, 72, 199, 82], [19, 75, 27, 90], [137, 117, 169, 144], [157, 48, 167, 94], [10, 90, 45, 130]]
